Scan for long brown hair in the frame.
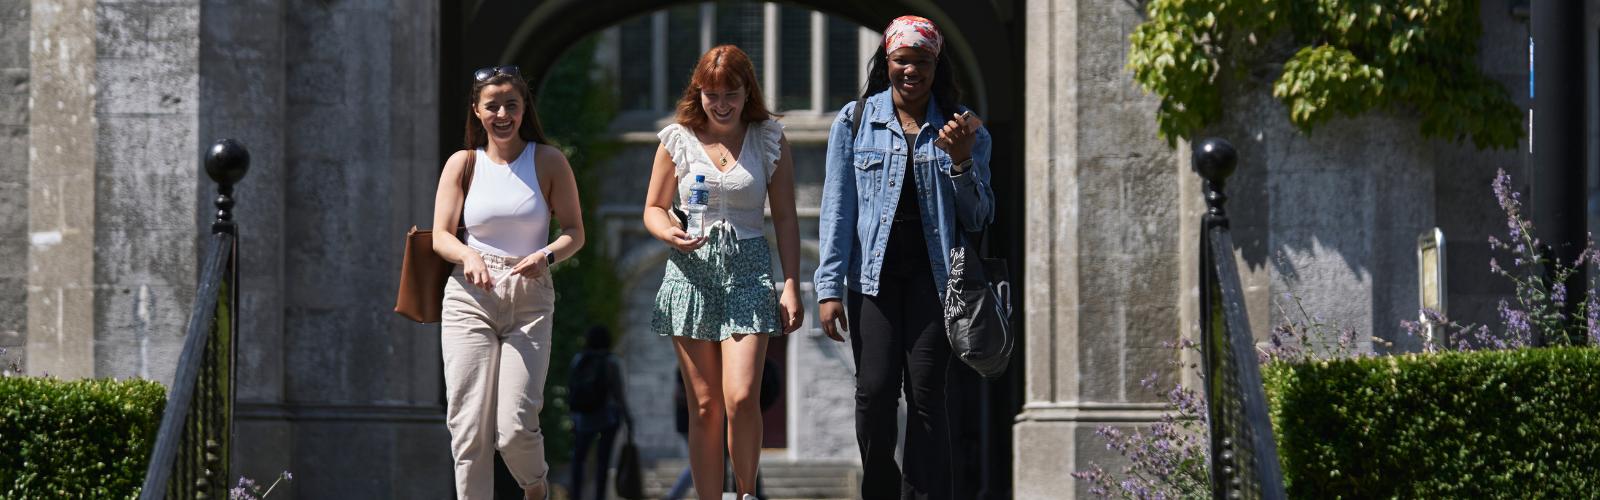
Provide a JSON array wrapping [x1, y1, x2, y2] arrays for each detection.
[[675, 45, 777, 131], [463, 71, 548, 149]]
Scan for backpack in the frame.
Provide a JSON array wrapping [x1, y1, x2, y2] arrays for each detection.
[[568, 353, 610, 413]]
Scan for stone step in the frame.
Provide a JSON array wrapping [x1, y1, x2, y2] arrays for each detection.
[[631, 459, 860, 499]]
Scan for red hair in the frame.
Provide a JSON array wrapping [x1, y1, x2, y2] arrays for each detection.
[[675, 45, 777, 130]]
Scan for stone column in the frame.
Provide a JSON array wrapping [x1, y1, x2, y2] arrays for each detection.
[[271, 0, 450, 495], [0, 0, 29, 371], [200, 0, 291, 484], [1014, 1, 1186, 497], [25, 0, 204, 383], [91, 0, 201, 382], [27, 0, 97, 379]]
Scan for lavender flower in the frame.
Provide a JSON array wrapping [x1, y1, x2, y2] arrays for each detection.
[[230, 471, 292, 500]]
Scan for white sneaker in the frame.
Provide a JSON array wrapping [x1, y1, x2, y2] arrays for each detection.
[[742, 495, 759, 500]]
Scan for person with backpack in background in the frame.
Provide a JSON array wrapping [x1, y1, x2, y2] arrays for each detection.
[[568, 326, 630, 500]]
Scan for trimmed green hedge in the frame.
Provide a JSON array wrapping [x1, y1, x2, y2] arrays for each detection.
[[1264, 348, 1600, 498], [0, 376, 166, 499]]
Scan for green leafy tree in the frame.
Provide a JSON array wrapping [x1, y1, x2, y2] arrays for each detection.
[[1129, 0, 1521, 149]]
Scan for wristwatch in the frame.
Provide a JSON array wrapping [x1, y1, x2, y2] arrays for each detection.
[[953, 158, 974, 173], [540, 248, 555, 266]]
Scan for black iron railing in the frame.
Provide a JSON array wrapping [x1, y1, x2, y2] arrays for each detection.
[[139, 140, 250, 500], [1194, 138, 1286, 499]]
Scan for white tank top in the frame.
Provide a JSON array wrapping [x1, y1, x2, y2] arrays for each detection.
[[463, 143, 550, 257]]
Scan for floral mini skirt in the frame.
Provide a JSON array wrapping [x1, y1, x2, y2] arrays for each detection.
[[652, 229, 782, 341]]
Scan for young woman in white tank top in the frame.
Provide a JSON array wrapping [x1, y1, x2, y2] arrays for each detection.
[[430, 65, 586, 500]]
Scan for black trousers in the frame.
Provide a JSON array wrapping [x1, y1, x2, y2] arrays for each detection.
[[847, 219, 957, 500], [570, 422, 619, 500]]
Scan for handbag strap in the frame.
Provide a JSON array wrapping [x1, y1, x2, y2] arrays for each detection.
[[457, 149, 476, 237]]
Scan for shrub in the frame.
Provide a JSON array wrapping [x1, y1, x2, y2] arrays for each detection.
[[0, 376, 167, 498], [1263, 347, 1600, 498]]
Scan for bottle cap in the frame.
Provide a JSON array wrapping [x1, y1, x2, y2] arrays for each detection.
[[695, 174, 706, 182]]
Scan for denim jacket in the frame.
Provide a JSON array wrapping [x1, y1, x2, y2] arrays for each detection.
[[814, 90, 994, 302]]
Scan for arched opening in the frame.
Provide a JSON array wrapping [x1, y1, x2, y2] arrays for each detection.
[[442, 2, 1024, 497]]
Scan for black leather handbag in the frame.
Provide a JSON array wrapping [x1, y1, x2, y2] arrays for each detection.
[[944, 231, 1014, 378], [614, 419, 644, 499]]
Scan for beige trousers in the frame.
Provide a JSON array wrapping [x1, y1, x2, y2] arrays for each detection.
[[441, 252, 555, 499]]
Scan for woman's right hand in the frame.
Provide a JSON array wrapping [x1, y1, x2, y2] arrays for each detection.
[[460, 251, 493, 292], [661, 226, 708, 253], [818, 299, 847, 342]]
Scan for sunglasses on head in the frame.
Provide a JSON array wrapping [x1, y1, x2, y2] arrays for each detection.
[[473, 65, 520, 82]]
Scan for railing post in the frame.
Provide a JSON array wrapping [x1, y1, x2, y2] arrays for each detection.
[[1194, 138, 1236, 228], [205, 139, 246, 498], [207, 139, 249, 236], [139, 139, 248, 500], [1195, 137, 1238, 499], [1194, 138, 1286, 500]]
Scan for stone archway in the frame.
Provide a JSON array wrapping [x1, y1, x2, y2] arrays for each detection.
[[442, 1, 1025, 497]]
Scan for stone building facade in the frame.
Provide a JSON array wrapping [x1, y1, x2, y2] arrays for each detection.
[[0, 0, 1568, 498]]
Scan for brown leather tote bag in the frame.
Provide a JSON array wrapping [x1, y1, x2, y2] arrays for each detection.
[[394, 150, 475, 323]]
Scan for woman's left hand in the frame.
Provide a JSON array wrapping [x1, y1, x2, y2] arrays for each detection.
[[778, 285, 805, 334], [512, 249, 551, 278], [936, 112, 980, 167]]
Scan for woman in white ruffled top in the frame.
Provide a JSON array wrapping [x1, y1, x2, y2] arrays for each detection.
[[641, 44, 803, 500]]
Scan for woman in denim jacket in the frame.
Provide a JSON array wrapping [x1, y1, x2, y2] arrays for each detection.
[[814, 15, 994, 500]]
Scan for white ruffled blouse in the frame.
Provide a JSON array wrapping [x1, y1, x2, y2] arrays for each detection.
[[657, 119, 784, 240]]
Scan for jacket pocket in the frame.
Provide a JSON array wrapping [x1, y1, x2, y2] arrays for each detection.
[[854, 149, 886, 198]]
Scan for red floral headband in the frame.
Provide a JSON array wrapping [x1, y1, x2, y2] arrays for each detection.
[[883, 15, 942, 57]]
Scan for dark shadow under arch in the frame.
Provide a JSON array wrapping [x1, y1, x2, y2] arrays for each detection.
[[442, 2, 1024, 498]]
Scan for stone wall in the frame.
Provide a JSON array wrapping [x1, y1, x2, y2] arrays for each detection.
[[1214, 1, 1531, 355], [27, 0, 98, 380], [1204, 2, 1531, 358], [0, 0, 28, 371], [92, 0, 201, 382], [20, 0, 202, 382], [1015, 1, 1186, 497], [1433, 1, 1530, 335], [213, 0, 452, 496], [1014, 1, 1537, 498]]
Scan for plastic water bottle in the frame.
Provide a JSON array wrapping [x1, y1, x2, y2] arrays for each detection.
[[685, 174, 709, 238]]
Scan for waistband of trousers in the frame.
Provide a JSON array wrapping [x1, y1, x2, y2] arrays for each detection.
[[477, 252, 524, 269]]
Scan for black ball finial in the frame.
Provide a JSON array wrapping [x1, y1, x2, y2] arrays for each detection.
[[205, 139, 250, 187], [1192, 137, 1237, 185]]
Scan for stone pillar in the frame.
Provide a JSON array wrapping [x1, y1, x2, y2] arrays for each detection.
[[269, 0, 450, 495], [26, 0, 203, 382], [91, 0, 201, 382], [1014, 1, 1186, 497], [27, 0, 97, 379], [0, 0, 29, 371], [200, 0, 291, 485]]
